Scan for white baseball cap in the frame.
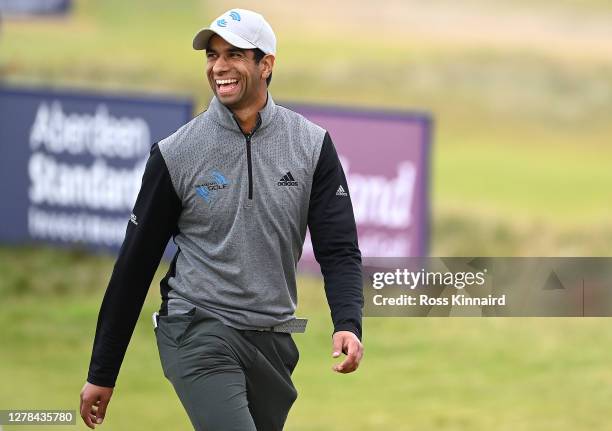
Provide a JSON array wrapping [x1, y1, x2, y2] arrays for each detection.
[[192, 9, 276, 55]]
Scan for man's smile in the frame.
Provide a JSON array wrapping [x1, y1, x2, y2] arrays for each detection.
[[215, 78, 240, 96]]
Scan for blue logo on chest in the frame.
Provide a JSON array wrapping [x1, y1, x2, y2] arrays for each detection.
[[195, 171, 230, 204]]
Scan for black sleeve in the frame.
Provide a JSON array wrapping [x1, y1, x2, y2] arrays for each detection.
[[86, 143, 182, 387], [308, 132, 364, 341]]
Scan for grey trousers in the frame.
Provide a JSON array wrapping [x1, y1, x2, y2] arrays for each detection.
[[154, 306, 300, 431]]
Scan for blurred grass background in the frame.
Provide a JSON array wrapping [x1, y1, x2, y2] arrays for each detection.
[[2, 0, 611, 255], [3, 247, 612, 431], [1, 0, 612, 429]]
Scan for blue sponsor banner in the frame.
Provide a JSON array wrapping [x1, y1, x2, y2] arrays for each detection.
[[0, 0, 71, 16], [0, 86, 192, 252]]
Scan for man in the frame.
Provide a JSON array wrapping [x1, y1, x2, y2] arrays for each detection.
[[80, 8, 363, 430]]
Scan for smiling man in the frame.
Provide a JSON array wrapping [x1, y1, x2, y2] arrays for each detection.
[[80, 8, 364, 431]]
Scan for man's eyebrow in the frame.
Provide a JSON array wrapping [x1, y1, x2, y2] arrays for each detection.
[[206, 47, 246, 54]]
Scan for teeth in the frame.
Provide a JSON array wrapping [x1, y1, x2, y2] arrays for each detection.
[[216, 79, 238, 85]]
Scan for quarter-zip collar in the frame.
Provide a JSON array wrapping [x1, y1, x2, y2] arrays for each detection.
[[208, 91, 277, 134]]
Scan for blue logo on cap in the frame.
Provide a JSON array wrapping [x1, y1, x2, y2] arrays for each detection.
[[229, 11, 241, 21], [216, 18, 227, 27]]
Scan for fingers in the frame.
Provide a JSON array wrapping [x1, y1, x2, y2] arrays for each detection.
[[332, 335, 364, 374], [79, 396, 96, 429], [81, 399, 107, 428], [332, 335, 343, 359], [96, 396, 111, 424], [90, 401, 101, 421], [337, 340, 362, 373], [333, 341, 356, 373], [80, 383, 114, 429], [80, 395, 109, 428]]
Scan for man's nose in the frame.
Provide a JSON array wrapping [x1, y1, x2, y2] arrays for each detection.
[[213, 55, 229, 74]]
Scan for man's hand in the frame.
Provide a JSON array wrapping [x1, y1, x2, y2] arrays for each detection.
[[331, 330, 364, 373], [79, 382, 113, 429]]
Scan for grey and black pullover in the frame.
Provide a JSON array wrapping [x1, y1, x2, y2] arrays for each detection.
[[87, 93, 363, 388]]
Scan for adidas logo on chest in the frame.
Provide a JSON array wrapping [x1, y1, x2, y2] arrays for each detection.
[[278, 171, 298, 187]]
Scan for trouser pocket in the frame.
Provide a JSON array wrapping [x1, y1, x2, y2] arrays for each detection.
[[276, 333, 300, 374], [155, 307, 197, 346], [155, 324, 258, 431], [245, 345, 298, 431], [155, 307, 197, 380]]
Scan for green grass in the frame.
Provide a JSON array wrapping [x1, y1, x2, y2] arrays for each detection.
[[434, 141, 612, 223], [2, 247, 612, 430]]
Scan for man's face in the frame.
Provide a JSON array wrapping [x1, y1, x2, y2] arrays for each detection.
[[205, 34, 270, 110]]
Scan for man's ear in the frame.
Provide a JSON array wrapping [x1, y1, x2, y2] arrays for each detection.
[[261, 54, 275, 80]]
